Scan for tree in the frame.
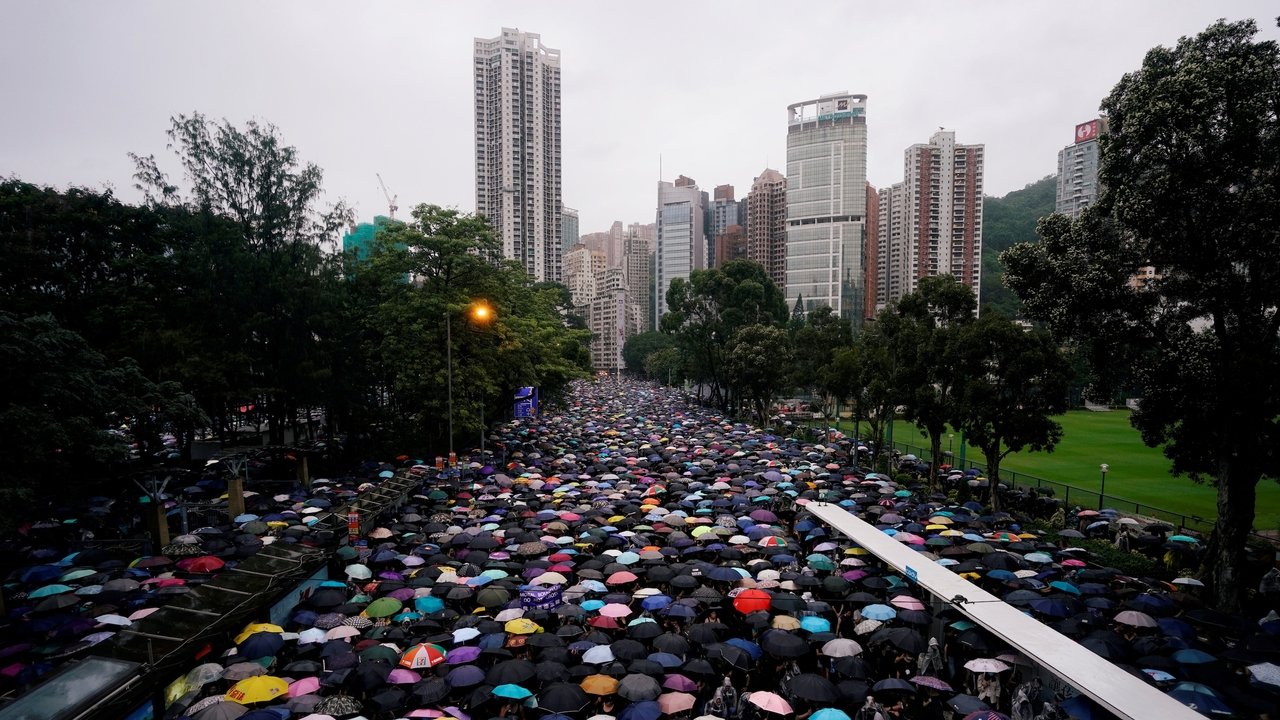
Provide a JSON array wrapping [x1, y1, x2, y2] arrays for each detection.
[[979, 176, 1057, 317], [662, 259, 788, 410], [131, 112, 350, 444], [822, 317, 900, 471], [891, 276, 976, 487], [644, 347, 686, 386], [622, 331, 677, 377], [1001, 19, 1280, 610], [954, 313, 1071, 511], [724, 324, 795, 425], [790, 305, 854, 415], [0, 313, 206, 531]]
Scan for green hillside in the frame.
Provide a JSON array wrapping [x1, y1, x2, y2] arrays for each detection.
[[980, 175, 1057, 317]]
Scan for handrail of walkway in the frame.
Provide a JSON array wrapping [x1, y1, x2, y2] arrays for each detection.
[[802, 500, 1201, 720], [0, 467, 430, 720]]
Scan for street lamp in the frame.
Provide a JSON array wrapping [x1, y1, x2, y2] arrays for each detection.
[[1099, 463, 1109, 510], [446, 301, 495, 460], [948, 433, 955, 455]]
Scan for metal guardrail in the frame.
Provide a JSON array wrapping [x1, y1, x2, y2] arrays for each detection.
[[886, 439, 1277, 545]]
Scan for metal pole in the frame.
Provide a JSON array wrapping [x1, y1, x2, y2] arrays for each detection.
[[446, 311, 454, 458], [480, 400, 485, 454], [1099, 464, 1109, 510]]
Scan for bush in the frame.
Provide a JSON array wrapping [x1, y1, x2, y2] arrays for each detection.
[[1078, 539, 1165, 576]]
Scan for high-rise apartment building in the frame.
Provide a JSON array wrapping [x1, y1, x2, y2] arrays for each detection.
[[876, 182, 908, 311], [714, 225, 748, 267], [1056, 118, 1105, 218], [623, 230, 653, 335], [785, 93, 869, 325], [863, 182, 880, 318], [474, 28, 563, 282], [563, 244, 607, 308], [747, 168, 787, 290], [875, 130, 984, 306], [561, 206, 579, 253], [708, 185, 744, 267], [655, 176, 707, 326]]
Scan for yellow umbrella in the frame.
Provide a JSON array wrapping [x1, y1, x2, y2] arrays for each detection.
[[690, 526, 714, 538], [927, 516, 954, 525], [234, 623, 284, 645], [844, 548, 869, 556], [225, 675, 288, 704], [581, 673, 620, 695], [925, 524, 949, 531], [504, 618, 542, 635], [771, 615, 801, 630]]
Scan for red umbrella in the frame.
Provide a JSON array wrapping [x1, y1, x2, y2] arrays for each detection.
[[177, 556, 225, 574], [732, 589, 772, 615]]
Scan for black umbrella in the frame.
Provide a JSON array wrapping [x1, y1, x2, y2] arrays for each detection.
[[652, 632, 690, 655], [535, 661, 570, 683], [611, 639, 648, 661], [617, 673, 662, 701], [487, 659, 536, 685], [411, 677, 450, 704], [947, 694, 990, 714], [785, 673, 839, 702], [760, 630, 809, 658], [315, 695, 364, 716], [832, 656, 871, 680], [706, 643, 752, 670], [870, 627, 926, 654], [871, 678, 916, 694], [539, 682, 592, 713]]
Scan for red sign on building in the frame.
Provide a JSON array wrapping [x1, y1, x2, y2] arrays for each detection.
[[1075, 120, 1100, 144]]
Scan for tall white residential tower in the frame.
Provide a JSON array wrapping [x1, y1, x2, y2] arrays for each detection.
[[474, 28, 563, 282]]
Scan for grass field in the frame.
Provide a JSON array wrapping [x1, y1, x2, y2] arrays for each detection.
[[864, 410, 1280, 533]]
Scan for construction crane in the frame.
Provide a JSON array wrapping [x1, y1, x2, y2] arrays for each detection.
[[376, 173, 398, 220]]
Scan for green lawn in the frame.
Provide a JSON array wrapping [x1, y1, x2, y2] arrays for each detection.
[[865, 410, 1280, 533]]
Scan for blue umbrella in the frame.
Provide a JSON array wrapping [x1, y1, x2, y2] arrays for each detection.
[[618, 700, 661, 720], [1167, 685, 1231, 715], [862, 604, 896, 621], [811, 710, 850, 720], [494, 684, 533, 699], [641, 594, 672, 611], [801, 616, 832, 633], [725, 637, 762, 660], [1172, 649, 1216, 665]]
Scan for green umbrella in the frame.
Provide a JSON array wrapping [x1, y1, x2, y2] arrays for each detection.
[[365, 597, 404, 618], [806, 554, 836, 571], [30, 584, 75, 599], [360, 644, 400, 664], [60, 568, 96, 582]]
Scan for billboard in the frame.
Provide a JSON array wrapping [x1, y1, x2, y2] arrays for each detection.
[[514, 387, 539, 418], [1075, 119, 1100, 144]]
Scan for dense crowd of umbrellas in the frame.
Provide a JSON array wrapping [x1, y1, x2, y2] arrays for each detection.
[[3, 378, 1279, 720]]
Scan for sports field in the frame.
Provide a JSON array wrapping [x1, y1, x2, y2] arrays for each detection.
[[875, 410, 1280, 533]]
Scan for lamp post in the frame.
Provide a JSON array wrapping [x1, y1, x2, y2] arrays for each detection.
[[446, 301, 494, 460], [1099, 463, 1109, 510], [948, 433, 954, 456]]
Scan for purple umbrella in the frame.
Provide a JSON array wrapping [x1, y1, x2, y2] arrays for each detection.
[[447, 664, 486, 687], [911, 676, 953, 692], [446, 646, 483, 665]]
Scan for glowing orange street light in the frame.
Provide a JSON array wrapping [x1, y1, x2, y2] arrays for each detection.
[[447, 301, 496, 457]]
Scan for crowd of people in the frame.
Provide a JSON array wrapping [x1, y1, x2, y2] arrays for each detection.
[[4, 377, 1279, 720]]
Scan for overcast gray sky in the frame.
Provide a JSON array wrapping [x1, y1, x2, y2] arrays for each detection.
[[3, 1, 1277, 234]]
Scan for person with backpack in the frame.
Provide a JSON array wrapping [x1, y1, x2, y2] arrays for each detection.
[[856, 695, 888, 720], [706, 676, 738, 719]]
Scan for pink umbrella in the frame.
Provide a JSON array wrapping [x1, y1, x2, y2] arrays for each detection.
[[662, 674, 698, 692], [606, 571, 638, 585], [893, 533, 925, 545], [599, 603, 633, 618], [747, 692, 792, 715], [889, 595, 925, 611], [129, 608, 159, 621], [658, 692, 697, 714], [388, 668, 420, 684], [288, 676, 321, 697]]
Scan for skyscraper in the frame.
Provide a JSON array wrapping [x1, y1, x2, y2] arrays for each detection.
[[474, 28, 563, 282], [624, 230, 653, 335], [1056, 118, 1106, 218], [863, 182, 880, 319], [561, 206, 579, 253], [784, 93, 868, 325], [896, 130, 983, 301], [655, 175, 707, 327], [747, 168, 787, 290], [876, 182, 908, 310]]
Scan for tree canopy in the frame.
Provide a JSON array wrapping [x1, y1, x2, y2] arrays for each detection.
[[1001, 18, 1280, 610]]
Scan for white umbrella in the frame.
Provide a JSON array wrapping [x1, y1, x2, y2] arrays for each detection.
[[964, 658, 1011, 673]]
